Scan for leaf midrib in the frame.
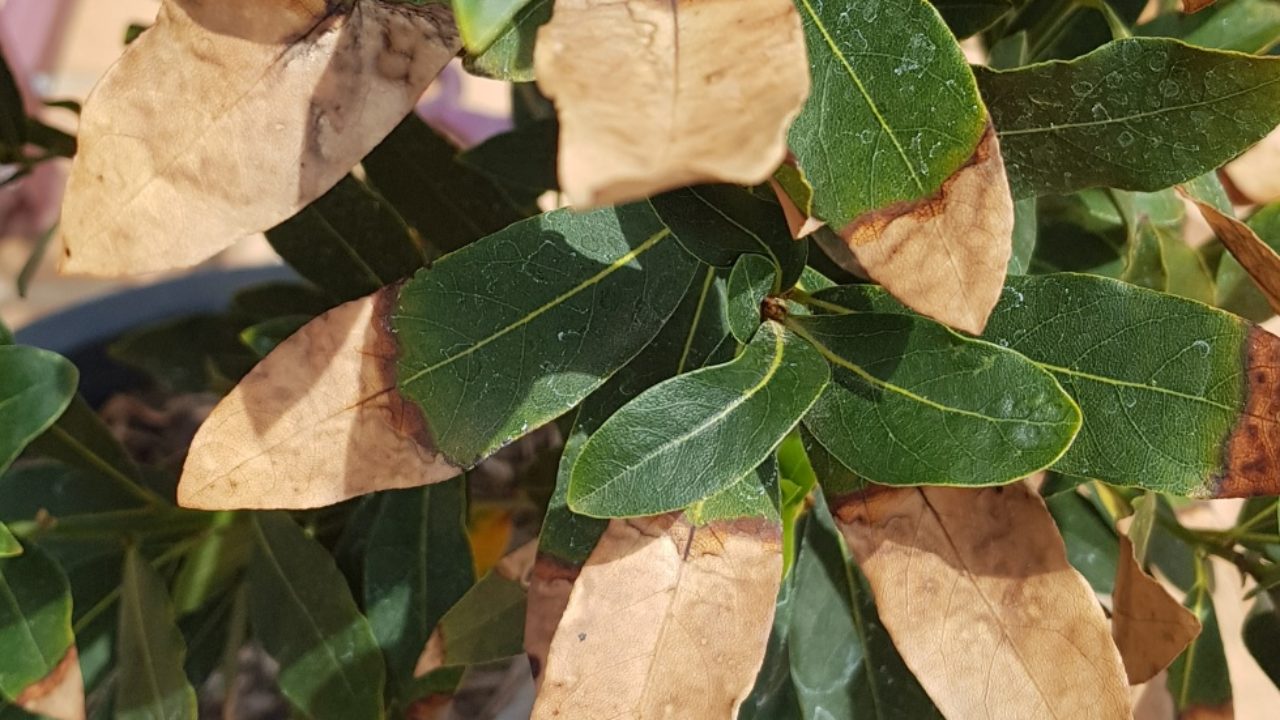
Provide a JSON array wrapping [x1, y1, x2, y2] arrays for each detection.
[[123, 556, 169, 715], [399, 228, 672, 389]]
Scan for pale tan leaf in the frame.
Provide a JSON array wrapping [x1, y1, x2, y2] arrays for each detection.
[[823, 125, 1014, 335], [60, 0, 458, 275], [1224, 126, 1280, 204], [1112, 535, 1201, 685], [179, 287, 461, 510], [830, 483, 1132, 720], [524, 554, 578, 686], [1179, 188, 1280, 316], [531, 514, 782, 720], [533, 0, 810, 207], [15, 648, 85, 720]]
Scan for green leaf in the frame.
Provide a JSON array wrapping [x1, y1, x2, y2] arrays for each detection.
[[461, 0, 551, 82], [789, 300, 1080, 488], [1137, 0, 1280, 54], [394, 203, 698, 467], [976, 273, 1280, 498], [1122, 218, 1217, 303], [539, 266, 733, 567], [931, 0, 1013, 39], [1045, 491, 1120, 595], [266, 176, 423, 303], [689, 457, 781, 525], [649, 185, 808, 290], [1030, 190, 1127, 276], [1167, 562, 1233, 715], [457, 118, 558, 209], [364, 481, 474, 696], [362, 114, 526, 257], [727, 255, 776, 344], [115, 548, 197, 720], [453, 0, 535, 52], [28, 395, 145, 494], [786, 496, 942, 720], [1218, 203, 1280, 322], [1008, 198, 1037, 275], [228, 282, 330, 325], [422, 561, 527, 668], [788, 0, 988, 228], [0, 525, 17, 558], [0, 45, 26, 161], [739, 558, 801, 720], [247, 514, 385, 720], [982, 38, 1280, 198], [568, 322, 829, 518], [0, 346, 78, 475], [1243, 592, 1280, 689], [0, 543, 73, 701], [171, 513, 251, 616], [109, 315, 250, 394], [239, 315, 310, 358]]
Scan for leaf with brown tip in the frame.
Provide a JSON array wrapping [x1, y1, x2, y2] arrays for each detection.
[[179, 287, 462, 510], [828, 126, 1014, 335], [1179, 186, 1280, 317], [61, 0, 459, 275], [531, 514, 782, 720], [533, 0, 810, 207], [1112, 535, 1201, 685], [829, 482, 1132, 720], [15, 648, 85, 720]]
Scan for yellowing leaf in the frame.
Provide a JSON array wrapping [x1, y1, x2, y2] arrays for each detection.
[[15, 648, 85, 720], [826, 127, 1015, 334], [533, 0, 809, 206], [61, 0, 459, 275], [468, 507, 515, 577], [179, 288, 462, 510], [830, 483, 1131, 720], [531, 514, 782, 719], [1224, 126, 1280, 204], [1180, 187, 1280, 316], [1112, 535, 1201, 685]]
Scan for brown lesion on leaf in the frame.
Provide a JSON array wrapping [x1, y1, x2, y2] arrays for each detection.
[[525, 553, 584, 684], [1213, 325, 1280, 497], [16, 647, 84, 720]]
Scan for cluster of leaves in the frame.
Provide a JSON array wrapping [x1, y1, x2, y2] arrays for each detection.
[[3, 0, 1280, 718]]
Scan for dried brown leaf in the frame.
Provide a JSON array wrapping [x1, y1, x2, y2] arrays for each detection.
[[1112, 535, 1201, 685], [830, 483, 1132, 720], [1179, 188, 1280, 316], [1224, 126, 1280, 204], [524, 555, 578, 686], [822, 125, 1014, 334], [531, 514, 782, 719], [15, 648, 85, 720], [533, 0, 810, 207], [61, 0, 458, 275], [179, 287, 461, 510]]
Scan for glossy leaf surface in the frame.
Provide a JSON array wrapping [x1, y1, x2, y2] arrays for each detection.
[[0, 346, 77, 475]]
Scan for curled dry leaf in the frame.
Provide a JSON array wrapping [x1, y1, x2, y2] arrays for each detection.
[[1112, 535, 1201, 685], [1179, 187, 1280, 316], [1224, 126, 1280, 204], [61, 0, 459, 275], [825, 126, 1015, 335], [531, 514, 782, 719], [830, 482, 1132, 720], [533, 0, 809, 206], [15, 648, 85, 720], [179, 287, 462, 510]]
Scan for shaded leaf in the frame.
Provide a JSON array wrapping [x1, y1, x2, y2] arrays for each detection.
[[0, 543, 78, 718], [789, 301, 1080, 488], [171, 513, 252, 616], [1008, 197, 1037, 275], [109, 315, 251, 394], [649, 185, 809, 291], [61, 0, 459, 274], [981, 38, 1280, 198], [1167, 562, 1233, 717], [1217, 203, 1280, 321], [247, 513, 385, 720], [1112, 535, 1201, 685], [362, 113, 527, 257], [116, 549, 197, 720], [932, 0, 1013, 38], [27, 395, 144, 493], [415, 542, 534, 675], [0, 43, 26, 160], [1137, 0, 1280, 53], [829, 483, 1132, 719], [266, 175, 424, 303], [726, 255, 776, 344], [395, 203, 699, 467], [534, 0, 810, 205], [568, 321, 828, 518], [364, 481, 474, 695], [239, 316, 310, 359], [0, 346, 78, 474], [457, 118, 558, 210], [531, 513, 782, 719], [1046, 490, 1120, 594], [462, 0, 551, 82], [180, 287, 463, 510], [0, 525, 18, 558], [1242, 592, 1280, 689]]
